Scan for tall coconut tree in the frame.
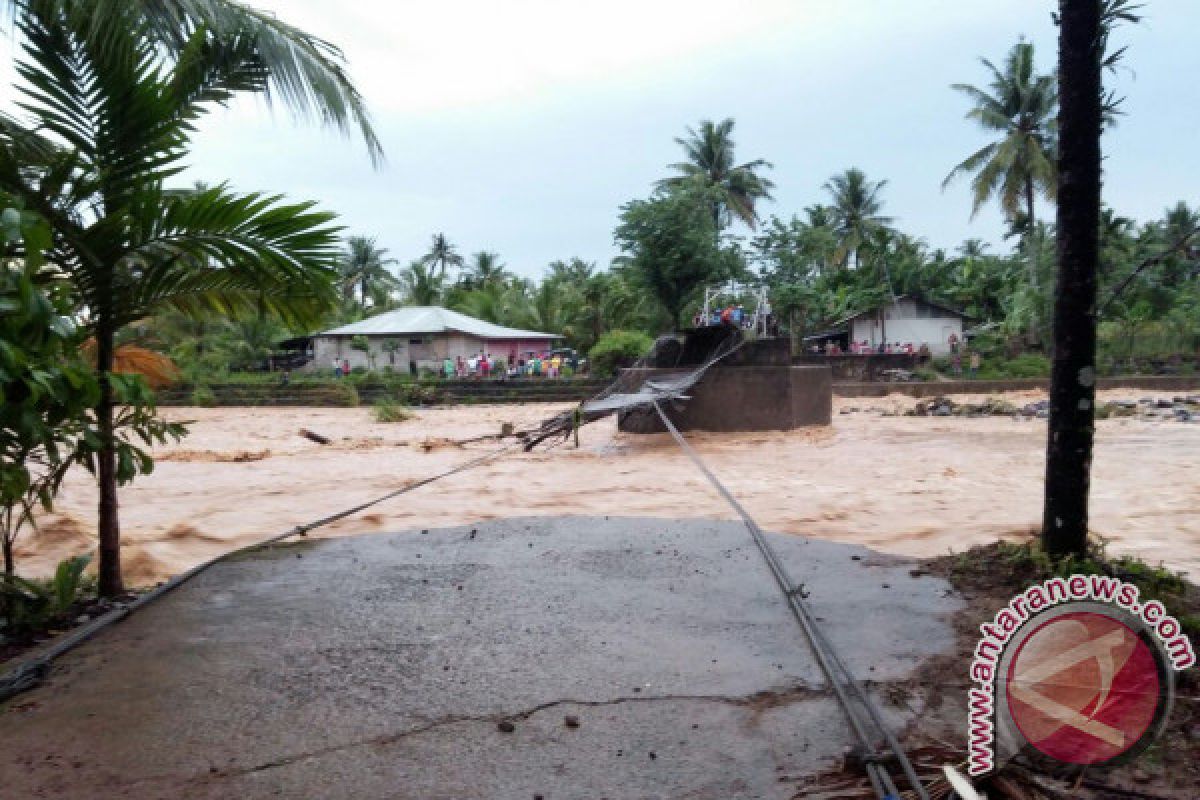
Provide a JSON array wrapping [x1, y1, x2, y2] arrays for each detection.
[[339, 236, 398, 308], [399, 260, 444, 306], [1162, 202, 1200, 267], [462, 251, 509, 290], [657, 118, 774, 231], [823, 168, 892, 268], [546, 257, 596, 286], [943, 40, 1057, 289], [423, 233, 463, 279], [0, 0, 373, 595]]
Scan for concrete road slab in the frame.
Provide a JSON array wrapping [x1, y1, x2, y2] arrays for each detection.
[[0, 517, 961, 799]]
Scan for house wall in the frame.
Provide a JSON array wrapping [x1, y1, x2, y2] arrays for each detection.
[[848, 301, 964, 355], [484, 339, 557, 363], [440, 336, 557, 364]]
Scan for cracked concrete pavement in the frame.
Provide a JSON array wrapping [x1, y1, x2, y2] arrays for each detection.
[[0, 516, 962, 799]]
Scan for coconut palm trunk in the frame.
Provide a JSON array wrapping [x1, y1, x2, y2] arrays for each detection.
[[94, 320, 123, 595], [1042, 0, 1103, 557], [1025, 177, 1039, 291], [1025, 176, 1044, 344]]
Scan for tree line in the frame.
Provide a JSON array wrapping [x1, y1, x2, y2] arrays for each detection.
[[152, 37, 1196, 382]]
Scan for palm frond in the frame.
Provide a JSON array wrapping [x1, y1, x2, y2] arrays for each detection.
[[7, 0, 382, 164]]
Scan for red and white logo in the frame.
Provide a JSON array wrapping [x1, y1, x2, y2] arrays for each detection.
[[967, 576, 1192, 777], [1004, 610, 1162, 765]]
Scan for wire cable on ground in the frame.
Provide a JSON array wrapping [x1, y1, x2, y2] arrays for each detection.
[[651, 399, 928, 800], [0, 440, 523, 702]]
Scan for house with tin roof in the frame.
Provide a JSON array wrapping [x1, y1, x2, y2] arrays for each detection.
[[307, 306, 560, 373], [803, 295, 970, 355]]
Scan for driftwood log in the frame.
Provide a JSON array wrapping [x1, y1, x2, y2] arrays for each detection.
[[298, 428, 331, 445]]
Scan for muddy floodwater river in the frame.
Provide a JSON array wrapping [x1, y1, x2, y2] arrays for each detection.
[[18, 390, 1200, 584]]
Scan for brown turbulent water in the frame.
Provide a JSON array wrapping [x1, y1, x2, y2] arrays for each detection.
[[18, 390, 1200, 585]]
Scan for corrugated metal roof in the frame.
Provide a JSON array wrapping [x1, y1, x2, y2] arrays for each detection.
[[319, 306, 560, 340]]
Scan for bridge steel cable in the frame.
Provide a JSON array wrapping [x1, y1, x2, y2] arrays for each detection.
[[0, 441, 524, 702], [651, 399, 928, 800]]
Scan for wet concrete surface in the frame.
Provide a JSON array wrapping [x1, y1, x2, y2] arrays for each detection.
[[0, 516, 961, 799]]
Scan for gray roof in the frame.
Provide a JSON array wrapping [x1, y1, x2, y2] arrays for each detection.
[[319, 306, 560, 340]]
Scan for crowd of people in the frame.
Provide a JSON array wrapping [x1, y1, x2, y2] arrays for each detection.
[[807, 334, 983, 378], [442, 351, 584, 379], [691, 303, 780, 336], [814, 340, 932, 356], [327, 349, 585, 380]]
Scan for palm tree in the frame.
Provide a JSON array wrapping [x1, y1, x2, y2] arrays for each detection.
[[339, 236, 398, 308], [462, 251, 509, 290], [399, 260, 444, 306], [657, 118, 774, 230], [546, 257, 596, 286], [944, 40, 1057, 288], [5, 0, 381, 163], [452, 282, 513, 325], [1162, 202, 1200, 262], [1042, 3, 1103, 558], [958, 238, 990, 260], [0, 1, 370, 595], [423, 233, 464, 279], [510, 280, 569, 338], [823, 168, 892, 268]]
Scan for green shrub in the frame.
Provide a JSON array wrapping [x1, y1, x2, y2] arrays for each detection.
[[976, 353, 1051, 380], [1, 554, 94, 636], [1, 574, 53, 634], [191, 385, 217, 407], [950, 539, 1199, 640], [396, 384, 440, 405], [589, 330, 655, 377], [332, 382, 359, 407], [912, 366, 939, 382], [51, 555, 92, 610], [373, 400, 412, 423]]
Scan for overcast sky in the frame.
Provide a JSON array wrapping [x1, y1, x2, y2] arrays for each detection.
[[5, 1, 1199, 279]]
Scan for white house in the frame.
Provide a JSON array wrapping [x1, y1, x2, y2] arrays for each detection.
[[307, 306, 560, 373], [814, 296, 969, 355]]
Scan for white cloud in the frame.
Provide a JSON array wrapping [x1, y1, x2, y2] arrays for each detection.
[[254, 0, 815, 114], [0, 1, 1195, 278]]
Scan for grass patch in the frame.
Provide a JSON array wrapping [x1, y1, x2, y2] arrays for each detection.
[[912, 366, 941, 382], [975, 352, 1051, 380], [190, 385, 216, 407], [932, 533, 1198, 639], [373, 399, 413, 423]]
